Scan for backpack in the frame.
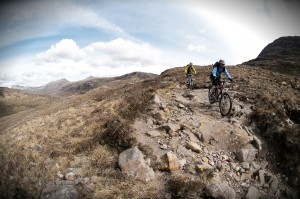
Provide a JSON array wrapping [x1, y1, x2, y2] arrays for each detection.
[[187, 66, 192, 73], [212, 62, 225, 72]]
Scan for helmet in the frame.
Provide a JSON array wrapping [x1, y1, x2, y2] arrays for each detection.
[[219, 59, 225, 65], [189, 62, 193, 66]]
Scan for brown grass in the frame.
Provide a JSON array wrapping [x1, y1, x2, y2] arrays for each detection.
[[166, 175, 206, 199]]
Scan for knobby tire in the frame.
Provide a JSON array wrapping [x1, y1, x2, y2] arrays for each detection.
[[208, 86, 216, 104], [219, 92, 232, 116]]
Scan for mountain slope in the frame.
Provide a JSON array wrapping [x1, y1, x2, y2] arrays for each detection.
[[1, 37, 300, 198], [243, 36, 300, 75], [1, 64, 299, 199]]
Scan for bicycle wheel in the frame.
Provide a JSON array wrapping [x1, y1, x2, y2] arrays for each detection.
[[219, 92, 232, 116], [208, 86, 216, 104], [187, 75, 193, 90]]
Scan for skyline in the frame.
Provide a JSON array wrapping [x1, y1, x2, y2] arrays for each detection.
[[0, 0, 300, 87]]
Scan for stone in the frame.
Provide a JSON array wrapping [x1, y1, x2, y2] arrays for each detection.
[[177, 145, 196, 158], [152, 112, 165, 122], [250, 162, 261, 172], [236, 149, 258, 162], [202, 157, 209, 163], [241, 173, 252, 181], [241, 162, 250, 169], [178, 103, 185, 108], [232, 173, 240, 182], [196, 163, 213, 172], [146, 130, 161, 137], [166, 152, 180, 171], [270, 178, 279, 193], [118, 146, 155, 182], [208, 160, 215, 166], [186, 141, 201, 153], [57, 171, 64, 179], [246, 186, 261, 199], [259, 170, 265, 185], [40, 181, 78, 199], [146, 118, 154, 126], [169, 137, 180, 149], [260, 161, 268, 170], [153, 94, 162, 105], [222, 155, 229, 161], [186, 132, 199, 143], [162, 123, 181, 136], [65, 172, 76, 181], [206, 183, 236, 199], [251, 135, 263, 152]]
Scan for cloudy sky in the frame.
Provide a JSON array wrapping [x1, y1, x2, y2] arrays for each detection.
[[0, 0, 299, 87]]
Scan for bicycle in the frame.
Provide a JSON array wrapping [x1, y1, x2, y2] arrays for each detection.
[[186, 73, 194, 90], [208, 80, 232, 116]]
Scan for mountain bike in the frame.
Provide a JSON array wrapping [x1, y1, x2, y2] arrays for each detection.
[[186, 74, 194, 90], [208, 80, 232, 116]]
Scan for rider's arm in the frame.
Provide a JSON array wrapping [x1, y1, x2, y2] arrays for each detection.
[[212, 67, 217, 77], [192, 66, 196, 74], [184, 66, 188, 74], [224, 68, 231, 79]]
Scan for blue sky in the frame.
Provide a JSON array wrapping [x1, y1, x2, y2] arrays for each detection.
[[0, 0, 300, 87]]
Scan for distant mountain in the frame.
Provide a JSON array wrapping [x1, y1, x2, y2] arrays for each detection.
[[20, 78, 71, 95], [21, 72, 158, 96], [243, 36, 300, 75], [59, 72, 158, 95]]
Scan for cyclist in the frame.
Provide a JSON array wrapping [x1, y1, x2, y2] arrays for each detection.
[[184, 62, 196, 85], [210, 59, 233, 86]]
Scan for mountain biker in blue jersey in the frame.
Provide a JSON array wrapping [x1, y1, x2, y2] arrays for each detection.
[[210, 59, 233, 85]]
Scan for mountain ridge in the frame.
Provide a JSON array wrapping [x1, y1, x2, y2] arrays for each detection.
[[243, 36, 300, 75]]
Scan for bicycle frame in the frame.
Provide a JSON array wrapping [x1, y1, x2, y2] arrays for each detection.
[[209, 80, 230, 102]]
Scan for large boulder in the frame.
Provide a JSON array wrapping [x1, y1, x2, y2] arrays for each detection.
[[236, 148, 258, 162], [118, 146, 155, 182]]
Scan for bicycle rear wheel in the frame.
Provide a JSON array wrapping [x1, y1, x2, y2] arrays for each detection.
[[219, 92, 232, 116]]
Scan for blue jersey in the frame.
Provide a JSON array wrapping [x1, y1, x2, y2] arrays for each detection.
[[212, 64, 231, 79]]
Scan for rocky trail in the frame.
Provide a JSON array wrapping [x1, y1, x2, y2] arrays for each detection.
[[120, 84, 297, 199]]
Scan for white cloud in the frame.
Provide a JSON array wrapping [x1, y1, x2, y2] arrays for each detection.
[[36, 39, 87, 63], [37, 38, 164, 67], [0, 38, 175, 87]]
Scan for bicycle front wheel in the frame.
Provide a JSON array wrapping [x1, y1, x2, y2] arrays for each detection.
[[219, 92, 232, 116], [208, 86, 216, 104]]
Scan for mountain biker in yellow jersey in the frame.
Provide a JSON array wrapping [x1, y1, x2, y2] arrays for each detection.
[[210, 59, 233, 86], [184, 62, 196, 85]]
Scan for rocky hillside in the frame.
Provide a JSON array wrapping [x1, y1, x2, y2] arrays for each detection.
[[243, 36, 300, 75], [0, 62, 299, 198], [1, 36, 299, 199], [0, 87, 56, 119]]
